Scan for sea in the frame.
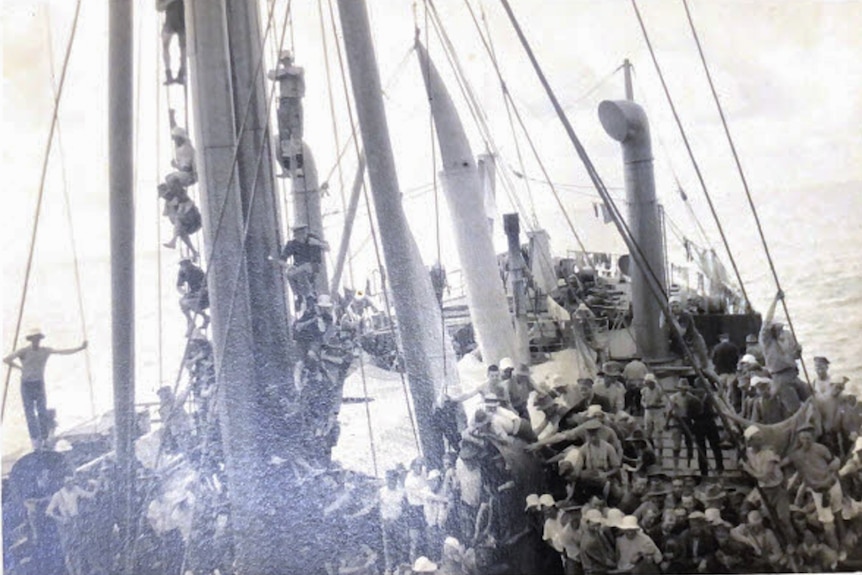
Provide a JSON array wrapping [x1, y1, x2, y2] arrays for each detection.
[[2, 179, 861, 476]]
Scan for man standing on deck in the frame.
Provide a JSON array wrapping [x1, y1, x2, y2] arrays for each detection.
[[640, 374, 666, 454], [4, 329, 87, 450], [813, 356, 833, 397], [760, 289, 809, 404], [711, 333, 740, 376]]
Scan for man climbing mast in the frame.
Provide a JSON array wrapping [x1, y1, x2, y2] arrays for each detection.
[[4, 328, 87, 450], [268, 50, 306, 177], [156, 0, 186, 85]]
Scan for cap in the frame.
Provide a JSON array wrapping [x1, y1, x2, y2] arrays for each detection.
[[813, 356, 830, 365], [26, 327, 45, 340], [412, 556, 438, 572], [525, 494, 540, 510], [619, 515, 641, 530], [171, 126, 188, 140], [317, 294, 333, 307], [499, 357, 514, 371], [743, 425, 761, 440], [538, 494, 556, 509], [644, 373, 657, 384], [740, 354, 759, 365]]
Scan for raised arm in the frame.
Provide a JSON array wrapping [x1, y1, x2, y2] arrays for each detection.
[[763, 290, 783, 326], [52, 341, 88, 356]]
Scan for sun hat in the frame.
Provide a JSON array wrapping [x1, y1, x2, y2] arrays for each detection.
[[583, 508, 604, 524], [813, 356, 830, 365], [739, 354, 759, 365], [26, 327, 45, 340], [644, 373, 657, 384], [412, 556, 438, 572], [538, 494, 556, 509], [602, 361, 624, 376], [688, 510, 707, 522], [581, 418, 603, 432], [585, 404, 604, 419], [743, 425, 761, 440], [605, 508, 625, 528], [499, 357, 514, 371], [619, 515, 641, 530], [525, 493, 540, 510]]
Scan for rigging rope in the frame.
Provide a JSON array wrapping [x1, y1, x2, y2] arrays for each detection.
[[629, 0, 752, 312], [327, 0, 422, 454], [462, 0, 589, 254], [2, 0, 84, 419], [155, 8, 165, 385], [44, 8, 96, 420], [681, 0, 811, 387]]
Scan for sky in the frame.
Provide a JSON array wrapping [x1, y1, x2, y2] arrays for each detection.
[[2, 0, 862, 453]]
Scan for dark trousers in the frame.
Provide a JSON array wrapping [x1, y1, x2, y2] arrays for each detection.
[[691, 418, 723, 476], [21, 379, 48, 441]]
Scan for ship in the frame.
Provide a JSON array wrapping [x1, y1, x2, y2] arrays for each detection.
[[2, 1, 860, 574]]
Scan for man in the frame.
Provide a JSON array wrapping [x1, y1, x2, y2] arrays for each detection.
[[665, 380, 696, 471], [744, 333, 765, 366], [166, 112, 197, 187], [507, 363, 533, 419], [404, 458, 428, 563], [711, 333, 739, 376], [729, 510, 784, 571], [267, 50, 306, 176], [156, 0, 186, 85], [741, 425, 795, 544], [161, 183, 201, 259], [4, 329, 87, 449], [561, 378, 613, 422], [784, 424, 845, 548], [665, 296, 709, 369], [454, 443, 483, 544], [615, 515, 661, 574], [760, 289, 808, 404], [579, 509, 617, 575], [595, 361, 626, 413], [272, 225, 328, 306], [813, 356, 832, 396], [676, 510, 716, 573], [570, 419, 622, 502], [450, 364, 511, 407], [421, 470, 449, 560], [530, 404, 622, 456], [177, 258, 210, 336], [379, 469, 407, 574], [622, 359, 648, 416], [749, 375, 789, 424], [640, 374, 666, 453], [46, 474, 96, 575]]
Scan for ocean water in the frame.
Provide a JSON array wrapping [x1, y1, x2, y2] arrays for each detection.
[[2, 180, 861, 472]]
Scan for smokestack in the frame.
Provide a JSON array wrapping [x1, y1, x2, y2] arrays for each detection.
[[599, 100, 668, 359]]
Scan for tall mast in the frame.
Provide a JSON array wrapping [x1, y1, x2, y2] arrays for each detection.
[[336, 0, 453, 466], [623, 58, 634, 101], [186, 1, 299, 572], [108, 0, 135, 567]]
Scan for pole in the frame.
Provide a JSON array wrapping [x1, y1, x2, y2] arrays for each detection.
[[108, 0, 135, 569], [504, 214, 531, 364], [290, 145, 330, 293], [330, 154, 366, 295], [623, 58, 634, 101], [337, 0, 448, 466]]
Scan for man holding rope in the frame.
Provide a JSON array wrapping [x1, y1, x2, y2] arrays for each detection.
[[4, 328, 87, 450]]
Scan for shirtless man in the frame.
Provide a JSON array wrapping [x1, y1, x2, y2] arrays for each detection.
[[4, 329, 87, 449]]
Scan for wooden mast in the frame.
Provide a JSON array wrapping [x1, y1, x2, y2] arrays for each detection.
[[108, 0, 135, 568]]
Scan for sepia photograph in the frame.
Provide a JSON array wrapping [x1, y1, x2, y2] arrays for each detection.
[[2, 0, 861, 573]]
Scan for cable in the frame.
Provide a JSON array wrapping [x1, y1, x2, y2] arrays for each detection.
[[44, 7, 96, 419], [681, 0, 811, 387], [2, 0, 84, 419], [629, 0, 751, 312]]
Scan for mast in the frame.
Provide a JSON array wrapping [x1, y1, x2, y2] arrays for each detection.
[[186, 1, 299, 572], [623, 58, 634, 101], [504, 214, 531, 364], [291, 145, 330, 293], [108, 0, 135, 566], [336, 0, 454, 466], [330, 155, 366, 294], [415, 40, 515, 366]]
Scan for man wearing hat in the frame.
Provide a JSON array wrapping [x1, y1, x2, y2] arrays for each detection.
[[267, 50, 306, 177], [177, 258, 210, 336], [272, 224, 328, 306], [615, 515, 661, 574], [531, 404, 622, 457], [561, 378, 612, 421], [622, 359, 649, 416], [813, 356, 833, 397], [760, 290, 809, 404], [5, 329, 87, 449], [570, 419, 622, 503], [595, 361, 625, 414], [741, 425, 794, 543], [665, 379, 696, 471], [744, 333, 765, 366], [730, 510, 784, 570], [579, 509, 616, 575], [640, 374, 666, 451]]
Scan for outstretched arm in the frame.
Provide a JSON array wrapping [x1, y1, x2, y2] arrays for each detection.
[[52, 341, 88, 356]]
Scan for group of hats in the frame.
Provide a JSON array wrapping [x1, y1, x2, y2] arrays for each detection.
[[525, 493, 557, 510]]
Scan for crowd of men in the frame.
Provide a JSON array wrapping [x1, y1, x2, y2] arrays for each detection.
[[372, 292, 862, 574]]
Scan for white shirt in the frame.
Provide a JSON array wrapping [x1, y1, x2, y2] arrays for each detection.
[[455, 459, 483, 507], [404, 471, 428, 507], [378, 486, 405, 522], [616, 531, 662, 570], [421, 487, 449, 527]]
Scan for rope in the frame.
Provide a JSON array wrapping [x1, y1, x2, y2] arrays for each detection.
[[44, 8, 96, 419], [327, 0, 422, 454], [155, 8, 165, 386], [2, 0, 84, 419], [681, 0, 811, 387], [356, 354, 380, 477], [629, 0, 752, 312]]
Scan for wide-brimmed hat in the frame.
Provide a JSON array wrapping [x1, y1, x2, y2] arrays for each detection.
[[747, 510, 763, 524], [688, 510, 707, 522], [619, 515, 641, 530], [625, 429, 648, 444], [525, 493, 540, 510], [583, 508, 604, 524], [581, 418, 603, 432], [743, 425, 762, 440], [601, 361, 623, 376], [499, 357, 514, 371], [412, 556, 438, 572], [585, 404, 604, 419], [739, 354, 759, 366], [538, 494, 556, 509], [26, 327, 45, 340], [644, 373, 658, 384], [695, 483, 726, 503], [604, 508, 625, 528]]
